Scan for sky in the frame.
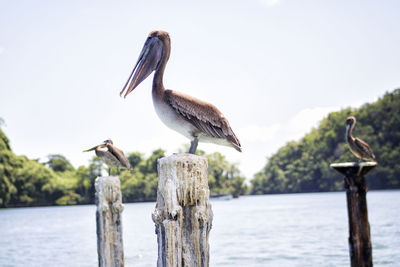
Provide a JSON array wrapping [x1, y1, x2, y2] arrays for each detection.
[[0, 0, 399, 179]]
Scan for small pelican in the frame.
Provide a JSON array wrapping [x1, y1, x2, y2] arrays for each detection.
[[83, 139, 131, 175], [120, 30, 241, 154], [346, 116, 376, 162]]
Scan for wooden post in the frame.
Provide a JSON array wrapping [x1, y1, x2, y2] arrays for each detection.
[[152, 153, 213, 267], [95, 176, 124, 267], [330, 162, 377, 267]]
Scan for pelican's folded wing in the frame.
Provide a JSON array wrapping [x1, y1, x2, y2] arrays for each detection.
[[164, 90, 241, 151], [107, 144, 132, 169], [354, 138, 376, 161]]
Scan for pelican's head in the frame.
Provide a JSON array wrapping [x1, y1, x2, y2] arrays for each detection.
[[346, 116, 356, 126], [120, 30, 170, 98], [103, 139, 113, 145]]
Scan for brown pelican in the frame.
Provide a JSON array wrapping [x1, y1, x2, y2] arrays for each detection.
[[346, 116, 376, 162], [83, 139, 131, 175], [119, 30, 241, 154]]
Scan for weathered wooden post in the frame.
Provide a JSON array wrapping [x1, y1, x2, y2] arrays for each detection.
[[152, 153, 213, 267], [95, 176, 124, 267], [330, 162, 377, 267]]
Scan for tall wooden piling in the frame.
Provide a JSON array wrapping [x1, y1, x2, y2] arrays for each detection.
[[152, 153, 213, 267], [95, 176, 124, 267], [331, 162, 376, 267]]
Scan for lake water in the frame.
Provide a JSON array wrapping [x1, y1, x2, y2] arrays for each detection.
[[0, 191, 399, 266]]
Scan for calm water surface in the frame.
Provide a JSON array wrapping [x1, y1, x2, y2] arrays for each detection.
[[0, 191, 399, 266]]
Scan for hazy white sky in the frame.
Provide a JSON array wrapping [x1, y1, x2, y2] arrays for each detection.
[[0, 0, 399, 178]]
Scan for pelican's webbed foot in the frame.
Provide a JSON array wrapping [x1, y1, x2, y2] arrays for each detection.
[[189, 137, 199, 154]]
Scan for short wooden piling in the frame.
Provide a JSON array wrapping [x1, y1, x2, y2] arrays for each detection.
[[95, 176, 124, 267], [331, 162, 377, 267], [152, 153, 213, 267]]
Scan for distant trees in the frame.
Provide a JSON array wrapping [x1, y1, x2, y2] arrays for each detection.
[[46, 154, 74, 172], [2, 89, 399, 206], [119, 149, 165, 202], [251, 88, 400, 194], [0, 124, 247, 207], [0, 125, 60, 206], [206, 152, 247, 197]]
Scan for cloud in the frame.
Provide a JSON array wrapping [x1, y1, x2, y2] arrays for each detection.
[[238, 106, 340, 144], [350, 95, 380, 109], [285, 106, 340, 140], [0, 46, 4, 55], [259, 0, 281, 7], [237, 124, 281, 143]]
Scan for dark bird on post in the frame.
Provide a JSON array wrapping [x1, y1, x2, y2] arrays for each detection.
[[83, 139, 131, 175], [119, 30, 241, 154], [345, 116, 376, 162]]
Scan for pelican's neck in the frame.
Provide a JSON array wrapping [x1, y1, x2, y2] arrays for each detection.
[[152, 40, 170, 100], [152, 69, 165, 100], [153, 64, 165, 91]]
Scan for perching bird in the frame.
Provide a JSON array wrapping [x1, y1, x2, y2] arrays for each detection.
[[83, 139, 131, 175], [119, 30, 241, 154], [345, 116, 376, 162]]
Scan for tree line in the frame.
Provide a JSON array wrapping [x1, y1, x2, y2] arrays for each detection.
[[250, 88, 400, 194], [2, 88, 399, 207], [0, 127, 247, 208]]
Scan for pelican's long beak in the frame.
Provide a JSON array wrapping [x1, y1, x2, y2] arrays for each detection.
[[83, 145, 98, 152], [345, 124, 350, 141], [120, 36, 164, 98]]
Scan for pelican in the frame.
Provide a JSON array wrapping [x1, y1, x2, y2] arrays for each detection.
[[120, 30, 241, 154], [83, 139, 131, 175], [346, 116, 376, 162]]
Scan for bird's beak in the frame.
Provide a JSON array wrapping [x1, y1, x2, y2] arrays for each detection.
[[120, 36, 164, 98], [83, 146, 98, 152], [345, 124, 350, 141]]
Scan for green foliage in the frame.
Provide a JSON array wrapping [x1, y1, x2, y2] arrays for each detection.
[[0, 128, 11, 151], [13, 158, 59, 205], [138, 149, 165, 174], [206, 152, 246, 196], [119, 149, 165, 202], [0, 149, 59, 207], [46, 154, 74, 172], [229, 177, 247, 198], [127, 152, 143, 169], [73, 157, 103, 204], [251, 88, 400, 194], [55, 192, 81, 205], [0, 150, 20, 206]]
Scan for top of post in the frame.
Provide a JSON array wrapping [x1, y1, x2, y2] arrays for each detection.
[[158, 153, 207, 164], [156, 153, 209, 211], [330, 162, 377, 177]]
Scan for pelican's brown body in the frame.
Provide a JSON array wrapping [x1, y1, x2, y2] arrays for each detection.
[[346, 116, 376, 162], [120, 30, 241, 153], [84, 139, 131, 174]]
